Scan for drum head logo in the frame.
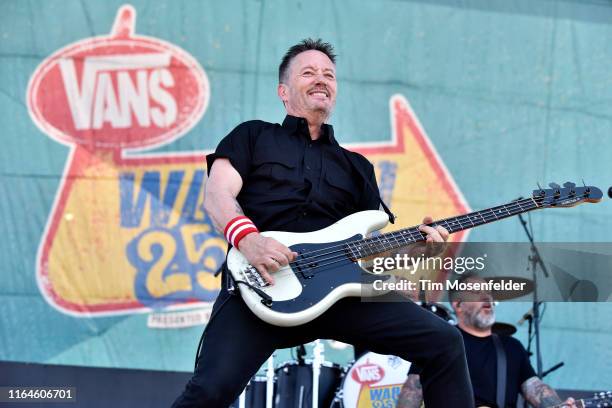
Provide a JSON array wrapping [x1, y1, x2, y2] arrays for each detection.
[[26, 4, 221, 316], [344, 352, 412, 408], [351, 362, 385, 385]]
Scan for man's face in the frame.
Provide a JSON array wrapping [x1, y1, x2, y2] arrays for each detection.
[[278, 50, 337, 118], [453, 281, 496, 330]]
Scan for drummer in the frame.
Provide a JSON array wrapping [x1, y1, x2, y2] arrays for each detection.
[[397, 273, 576, 408]]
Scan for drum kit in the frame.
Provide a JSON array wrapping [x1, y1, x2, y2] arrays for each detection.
[[230, 345, 413, 408], [230, 293, 532, 408]]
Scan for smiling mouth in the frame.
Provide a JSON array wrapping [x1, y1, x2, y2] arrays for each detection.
[[308, 89, 329, 98]]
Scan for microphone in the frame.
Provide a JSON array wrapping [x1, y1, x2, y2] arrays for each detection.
[[517, 308, 534, 326], [608, 186, 612, 198]]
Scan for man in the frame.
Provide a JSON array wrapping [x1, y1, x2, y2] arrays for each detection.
[[398, 274, 576, 408], [172, 39, 474, 407]]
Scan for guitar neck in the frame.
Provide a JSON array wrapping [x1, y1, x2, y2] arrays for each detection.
[[351, 197, 540, 259], [478, 393, 610, 408]]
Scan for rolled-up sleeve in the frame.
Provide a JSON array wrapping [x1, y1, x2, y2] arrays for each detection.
[[206, 122, 254, 182]]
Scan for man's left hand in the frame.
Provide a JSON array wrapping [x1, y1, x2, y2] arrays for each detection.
[[418, 216, 449, 257], [558, 397, 577, 408]]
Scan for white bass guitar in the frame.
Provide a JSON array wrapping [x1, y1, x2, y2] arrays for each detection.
[[227, 182, 601, 327]]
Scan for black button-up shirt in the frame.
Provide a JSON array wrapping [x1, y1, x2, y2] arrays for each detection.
[[206, 115, 380, 233]]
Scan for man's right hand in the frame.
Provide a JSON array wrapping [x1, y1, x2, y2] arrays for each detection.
[[238, 233, 298, 284]]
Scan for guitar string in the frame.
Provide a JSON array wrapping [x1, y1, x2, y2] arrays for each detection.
[[287, 197, 539, 271], [287, 197, 537, 262], [279, 203, 537, 277], [292, 189, 592, 272], [261, 198, 538, 281], [264, 191, 587, 281]]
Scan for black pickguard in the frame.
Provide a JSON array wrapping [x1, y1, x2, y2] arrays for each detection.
[[267, 234, 391, 314]]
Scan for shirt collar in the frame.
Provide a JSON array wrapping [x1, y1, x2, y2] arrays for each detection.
[[281, 115, 337, 145]]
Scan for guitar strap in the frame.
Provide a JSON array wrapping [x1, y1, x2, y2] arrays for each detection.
[[492, 334, 507, 408], [339, 149, 396, 224]]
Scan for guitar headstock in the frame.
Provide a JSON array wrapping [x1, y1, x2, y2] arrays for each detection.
[[532, 181, 602, 208]]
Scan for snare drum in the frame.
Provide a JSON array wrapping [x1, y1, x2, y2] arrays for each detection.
[[274, 361, 343, 408], [341, 352, 411, 408]]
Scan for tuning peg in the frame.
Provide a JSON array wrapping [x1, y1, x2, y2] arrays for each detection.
[[580, 179, 591, 196], [536, 182, 546, 196], [582, 178, 590, 192], [548, 182, 561, 198], [563, 182, 576, 196]]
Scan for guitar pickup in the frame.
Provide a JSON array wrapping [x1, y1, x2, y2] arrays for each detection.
[[296, 261, 316, 279], [293, 252, 315, 279]]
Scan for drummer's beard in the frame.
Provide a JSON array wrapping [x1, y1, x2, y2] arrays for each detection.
[[465, 303, 495, 330]]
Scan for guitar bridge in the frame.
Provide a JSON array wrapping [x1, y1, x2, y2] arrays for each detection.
[[242, 265, 270, 288]]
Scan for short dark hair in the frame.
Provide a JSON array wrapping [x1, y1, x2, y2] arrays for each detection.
[[278, 38, 336, 83]]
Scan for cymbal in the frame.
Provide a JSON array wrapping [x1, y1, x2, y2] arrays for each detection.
[[492, 322, 517, 336], [486, 276, 534, 300]]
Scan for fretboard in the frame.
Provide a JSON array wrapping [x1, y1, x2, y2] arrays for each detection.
[[347, 197, 539, 259]]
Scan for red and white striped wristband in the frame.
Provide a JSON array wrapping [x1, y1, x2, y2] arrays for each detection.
[[224, 216, 259, 249]]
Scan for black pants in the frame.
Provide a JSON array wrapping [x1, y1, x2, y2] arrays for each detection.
[[172, 283, 474, 407]]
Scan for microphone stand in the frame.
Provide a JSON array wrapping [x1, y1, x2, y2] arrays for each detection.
[[541, 362, 564, 379], [525, 311, 533, 357], [517, 211, 549, 378]]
